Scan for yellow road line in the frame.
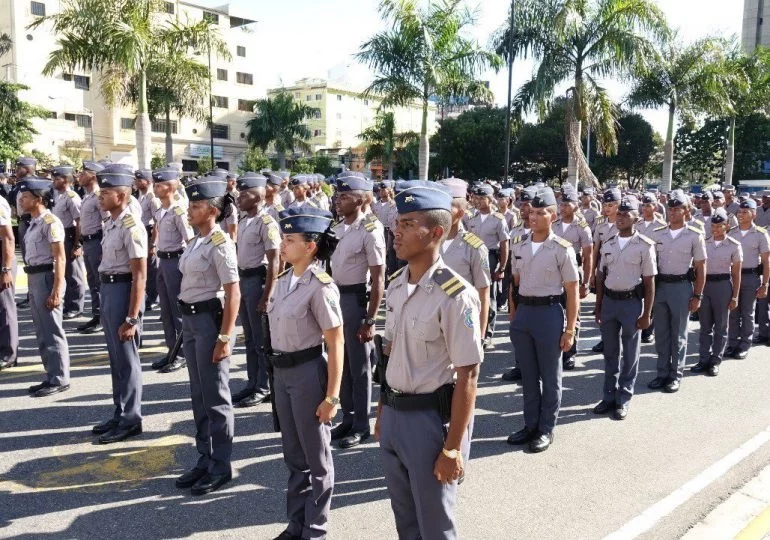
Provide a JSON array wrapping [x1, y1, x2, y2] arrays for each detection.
[[735, 504, 770, 540]]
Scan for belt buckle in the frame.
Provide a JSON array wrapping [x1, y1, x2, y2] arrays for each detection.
[[190, 305, 197, 314]]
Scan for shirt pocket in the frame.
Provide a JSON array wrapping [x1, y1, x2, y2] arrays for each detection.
[[185, 253, 216, 288], [414, 318, 442, 364], [284, 304, 309, 343]]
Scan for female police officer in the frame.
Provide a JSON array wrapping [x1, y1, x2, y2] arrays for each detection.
[[18, 177, 71, 397], [174, 178, 241, 496], [268, 206, 344, 540]]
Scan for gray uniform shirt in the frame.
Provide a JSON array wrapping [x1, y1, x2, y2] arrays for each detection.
[[705, 237, 742, 274], [80, 190, 105, 236], [279, 188, 295, 207], [178, 227, 239, 303], [512, 233, 579, 296], [99, 209, 147, 274], [637, 217, 667, 240], [330, 214, 386, 286], [24, 211, 65, 265], [52, 190, 81, 228], [728, 225, 770, 269], [650, 225, 707, 275], [502, 209, 518, 232], [467, 211, 509, 249], [383, 259, 483, 394], [553, 217, 593, 252], [0, 196, 11, 227], [154, 204, 193, 252], [594, 218, 617, 246], [599, 232, 657, 291], [128, 195, 142, 219], [236, 211, 280, 269], [441, 229, 491, 288], [372, 200, 397, 230], [286, 198, 317, 211], [267, 265, 342, 352], [756, 206, 770, 228], [265, 202, 285, 222], [138, 191, 159, 227], [580, 206, 598, 231]]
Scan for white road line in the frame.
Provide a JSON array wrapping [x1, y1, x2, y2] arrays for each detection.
[[604, 424, 770, 540]]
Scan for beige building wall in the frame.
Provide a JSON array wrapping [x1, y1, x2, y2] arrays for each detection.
[[0, 0, 259, 171], [743, 0, 770, 53]]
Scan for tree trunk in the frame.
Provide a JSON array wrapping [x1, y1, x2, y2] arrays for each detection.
[[388, 161, 394, 180], [278, 153, 286, 170], [418, 96, 429, 181], [567, 120, 581, 188], [661, 103, 676, 193], [135, 69, 152, 169], [165, 105, 173, 164], [724, 116, 736, 187]]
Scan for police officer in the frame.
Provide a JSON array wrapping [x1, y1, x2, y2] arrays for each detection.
[[277, 171, 295, 208], [638, 192, 667, 239], [13, 157, 37, 309], [329, 176, 385, 449], [76, 161, 106, 334], [593, 196, 656, 420], [0, 191, 17, 369], [268, 206, 344, 540], [18, 178, 71, 396], [647, 190, 707, 393], [374, 181, 401, 277], [590, 188, 621, 353], [507, 187, 579, 452], [286, 176, 317, 210], [135, 169, 160, 312], [230, 172, 281, 407], [756, 191, 770, 346], [723, 186, 740, 216], [151, 167, 194, 372], [52, 165, 86, 318], [265, 173, 286, 221], [90, 165, 148, 443], [725, 197, 770, 359], [378, 180, 482, 539]]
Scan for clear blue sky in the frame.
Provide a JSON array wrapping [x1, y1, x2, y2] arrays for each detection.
[[198, 0, 744, 135]]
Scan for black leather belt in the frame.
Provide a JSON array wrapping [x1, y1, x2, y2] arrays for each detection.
[[707, 274, 731, 282], [338, 283, 367, 294], [82, 231, 103, 241], [178, 298, 222, 315], [269, 345, 324, 368], [382, 384, 454, 412], [488, 248, 499, 256], [239, 266, 267, 279], [25, 263, 53, 274], [518, 295, 563, 306], [20, 214, 31, 224], [605, 288, 637, 300], [100, 272, 132, 283], [64, 226, 76, 233], [657, 273, 689, 283], [158, 249, 184, 259], [741, 265, 762, 276]]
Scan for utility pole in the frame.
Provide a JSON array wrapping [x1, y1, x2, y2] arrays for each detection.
[[208, 43, 215, 168], [503, 0, 515, 185]]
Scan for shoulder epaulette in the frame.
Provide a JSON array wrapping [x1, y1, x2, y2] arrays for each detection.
[[262, 214, 274, 225], [597, 216, 607, 224], [274, 203, 284, 212], [43, 213, 56, 225], [277, 267, 292, 279], [462, 232, 484, 249], [756, 225, 767, 234], [364, 221, 378, 232], [366, 213, 379, 223], [388, 266, 406, 281], [311, 267, 333, 284], [686, 224, 704, 234], [211, 230, 226, 246], [432, 267, 465, 298], [577, 219, 588, 229], [174, 206, 185, 216], [66, 191, 76, 198], [726, 236, 741, 245], [638, 234, 655, 245], [553, 236, 572, 248], [306, 200, 317, 208], [121, 214, 136, 228], [512, 235, 522, 244], [654, 225, 667, 232], [493, 212, 505, 220], [464, 209, 474, 217]]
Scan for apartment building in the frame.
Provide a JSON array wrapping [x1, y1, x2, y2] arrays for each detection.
[[743, 0, 770, 53]]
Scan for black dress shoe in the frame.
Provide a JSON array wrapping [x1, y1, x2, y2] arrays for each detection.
[[501, 367, 522, 382], [613, 404, 629, 420], [641, 331, 654, 344], [724, 346, 737, 358], [16, 298, 29, 309], [160, 358, 187, 373], [236, 392, 269, 408], [690, 361, 708, 373], [33, 384, 70, 397], [98, 423, 142, 444], [752, 335, 769, 345], [151, 356, 171, 370], [92, 419, 118, 435], [734, 349, 749, 359], [0, 358, 18, 370], [330, 423, 352, 440], [62, 310, 82, 320], [592, 400, 615, 414], [689, 312, 699, 322], [482, 337, 492, 351], [591, 341, 604, 353], [529, 432, 553, 453], [664, 379, 680, 393], [230, 388, 254, 404], [708, 364, 720, 377], [77, 317, 102, 333], [507, 426, 537, 445], [191, 471, 232, 495], [273, 530, 301, 540], [175, 468, 208, 489], [562, 357, 575, 370], [338, 431, 370, 449], [144, 301, 158, 312], [647, 377, 668, 390], [28, 381, 50, 394]]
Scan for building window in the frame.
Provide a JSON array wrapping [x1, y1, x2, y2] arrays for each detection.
[[236, 46, 246, 57], [181, 159, 198, 172], [120, 117, 136, 130], [306, 95, 312, 102], [216, 68, 227, 81], [364, 99, 369, 105], [313, 110, 322, 119], [313, 129, 322, 137], [62, 73, 73, 81], [215, 161, 230, 170], [237, 99, 254, 112], [165, 1, 174, 14], [63, 113, 91, 128], [211, 123, 229, 139], [294, 92, 300, 98], [236, 72, 253, 85], [30, 1, 45, 16], [337, 94, 342, 101], [315, 94, 322, 100], [151, 119, 178, 134], [212, 95, 228, 108], [202, 11, 219, 24], [74, 75, 90, 90], [45, 110, 57, 119]]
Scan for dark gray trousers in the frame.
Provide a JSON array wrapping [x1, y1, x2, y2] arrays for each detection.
[[729, 273, 760, 351], [145, 226, 158, 304], [157, 258, 183, 356], [182, 311, 234, 476], [238, 274, 269, 393], [486, 251, 499, 339], [339, 291, 373, 432], [699, 280, 732, 365], [101, 281, 142, 427], [82, 237, 102, 316], [654, 281, 692, 381], [28, 272, 70, 385], [0, 260, 17, 363], [273, 356, 333, 540], [600, 296, 642, 405], [757, 296, 770, 340], [510, 303, 564, 434], [62, 229, 85, 313]]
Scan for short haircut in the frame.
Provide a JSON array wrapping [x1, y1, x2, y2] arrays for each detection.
[[423, 209, 452, 241]]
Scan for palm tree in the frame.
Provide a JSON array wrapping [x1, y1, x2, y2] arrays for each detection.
[[245, 92, 314, 170], [358, 111, 418, 179], [627, 37, 732, 192], [31, 0, 229, 168], [0, 33, 11, 56], [494, 0, 668, 187], [357, 0, 500, 181]]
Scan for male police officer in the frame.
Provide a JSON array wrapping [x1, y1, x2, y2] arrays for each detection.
[[378, 180, 482, 540], [135, 169, 160, 312], [76, 161, 106, 334], [756, 191, 770, 346], [590, 188, 621, 353], [13, 157, 37, 309], [0, 191, 17, 369], [51, 165, 86, 318]]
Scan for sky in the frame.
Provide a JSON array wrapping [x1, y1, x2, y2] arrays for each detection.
[[199, 0, 745, 136]]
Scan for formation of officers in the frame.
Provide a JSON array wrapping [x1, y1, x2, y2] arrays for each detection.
[[2, 152, 770, 540]]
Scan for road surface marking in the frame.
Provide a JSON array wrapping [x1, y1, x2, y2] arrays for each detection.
[[736, 503, 770, 540]]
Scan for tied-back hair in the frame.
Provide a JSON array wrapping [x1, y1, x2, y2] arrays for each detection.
[[209, 192, 236, 223], [31, 188, 55, 210], [303, 222, 339, 261]]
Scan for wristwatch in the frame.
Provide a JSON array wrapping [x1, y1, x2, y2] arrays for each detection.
[[125, 316, 139, 326], [324, 396, 340, 406], [362, 317, 376, 326], [217, 334, 230, 344], [0, 266, 10, 273], [564, 328, 575, 336], [692, 293, 703, 300], [442, 448, 460, 460]]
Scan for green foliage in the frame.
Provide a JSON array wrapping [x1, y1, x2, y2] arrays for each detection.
[[197, 156, 213, 174], [732, 114, 770, 179], [29, 150, 55, 171], [313, 154, 336, 177], [511, 98, 569, 183], [591, 113, 657, 189], [0, 33, 11, 56], [393, 139, 420, 180], [246, 91, 314, 169], [59, 140, 88, 169], [238, 147, 271, 173], [673, 119, 728, 186], [150, 147, 165, 169], [291, 157, 314, 175], [0, 82, 45, 163], [359, 111, 418, 179]]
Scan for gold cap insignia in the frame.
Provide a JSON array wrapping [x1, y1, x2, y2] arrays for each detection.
[[405, 196, 414, 202], [284, 223, 292, 229]]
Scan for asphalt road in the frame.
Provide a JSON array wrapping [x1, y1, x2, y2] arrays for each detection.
[[1, 270, 770, 539]]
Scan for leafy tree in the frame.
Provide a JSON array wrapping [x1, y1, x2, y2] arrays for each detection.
[[393, 139, 420, 180], [29, 150, 55, 171], [359, 111, 418, 179], [313, 154, 336, 177], [59, 140, 89, 169], [238, 147, 271, 173], [291, 157, 314, 175], [150, 147, 165, 169], [197, 156, 213, 174], [591, 113, 656, 189], [0, 33, 11, 56], [511, 98, 569, 183], [246, 91, 314, 170], [0, 82, 46, 163], [733, 113, 770, 180], [357, 0, 501, 180], [673, 119, 728, 187]]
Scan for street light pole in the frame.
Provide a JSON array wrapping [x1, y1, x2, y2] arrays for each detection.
[[86, 108, 95, 161], [208, 44, 215, 168], [503, 0, 515, 185]]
